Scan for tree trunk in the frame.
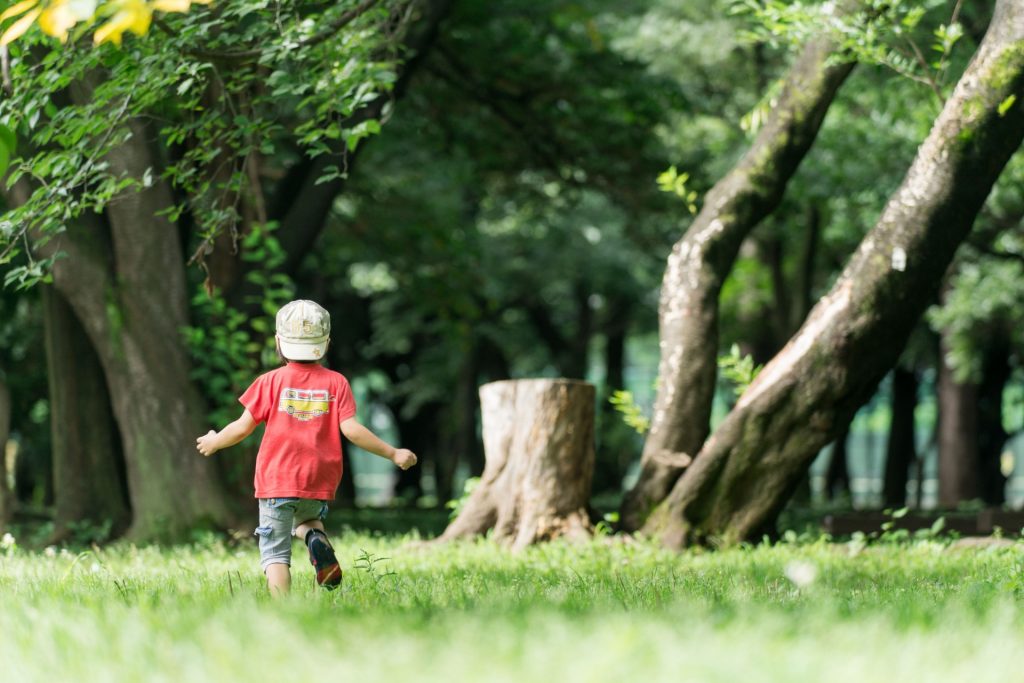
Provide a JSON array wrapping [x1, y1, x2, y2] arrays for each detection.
[[646, 1, 1024, 547], [882, 367, 919, 508], [21, 123, 234, 540], [439, 379, 595, 550], [825, 427, 850, 502], [0, 374, 10, 530], [42, 287, 131, 540], [937, 334, 979, 507], [595, 300, 633, 494], [620, 21, 857, 530], [976, 336, 1010, 505]]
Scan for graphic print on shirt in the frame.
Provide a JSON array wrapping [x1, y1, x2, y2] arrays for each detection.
[[277, 388, 333, 422]]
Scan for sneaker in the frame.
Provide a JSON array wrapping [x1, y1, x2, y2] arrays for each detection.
[[306, 530, 342, 589]]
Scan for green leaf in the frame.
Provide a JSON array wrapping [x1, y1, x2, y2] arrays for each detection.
[[998, 95, 1016, 117]]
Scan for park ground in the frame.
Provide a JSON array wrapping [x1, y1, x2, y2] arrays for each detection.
[[1, 511, 1024, 682]]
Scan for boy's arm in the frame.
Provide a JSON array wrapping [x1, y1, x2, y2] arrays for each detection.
[[196, 409, 258, 457], [340, 417, 417, 470]]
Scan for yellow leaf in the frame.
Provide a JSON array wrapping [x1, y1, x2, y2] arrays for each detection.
[[93, 0, 150, 44], [0, 0, 38, 22], [150, 0, 190, 12], [38, 1, 77, 40], [0, 6, 40, 45]]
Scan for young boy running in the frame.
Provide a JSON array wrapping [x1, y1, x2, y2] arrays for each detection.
[[196, 299, 417, 595]]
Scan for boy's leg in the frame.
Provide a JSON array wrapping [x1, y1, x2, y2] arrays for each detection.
[[294, 501, 341, 589], [256, 498, 298, 596], [265, 563, 291, 596]]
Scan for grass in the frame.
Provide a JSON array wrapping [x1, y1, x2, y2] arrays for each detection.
[[1, 522, 1024, 682]]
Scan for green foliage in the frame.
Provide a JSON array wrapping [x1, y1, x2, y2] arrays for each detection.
[[0, 121, 16, 177], [733, 0, 968, 105], [182, 223, 294, 427], [717, 343, 762, 397], [0, 0, 401, 288], [608, 389, 650, 435], [445, 476, 480, 521], [656, 165, 698, 214]]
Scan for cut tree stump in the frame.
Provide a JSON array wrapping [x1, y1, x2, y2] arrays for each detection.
[[439, 379, 596, 550]]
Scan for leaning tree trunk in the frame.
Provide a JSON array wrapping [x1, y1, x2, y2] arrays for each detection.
[[620, 13, 857, 531], [646, 0, 1024, 547], [0, 374, 10, 531], [439, 379, 595, 550], [42, 286, 130, 541]]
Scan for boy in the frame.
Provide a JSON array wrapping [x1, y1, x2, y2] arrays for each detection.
[[196, 299, 417, 595]]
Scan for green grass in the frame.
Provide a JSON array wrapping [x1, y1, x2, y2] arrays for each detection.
[[2, 527, 1024, 682]]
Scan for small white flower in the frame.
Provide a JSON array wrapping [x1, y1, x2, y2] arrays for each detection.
[[0, 533, 14, 550], [44, 546, 57, 558], [90, 562, 101, 573], [784, 560, 817, 589]]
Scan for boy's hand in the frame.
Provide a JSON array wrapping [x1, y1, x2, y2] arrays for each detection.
[[196, 430, 220, 457], [392, 448, 417, 470]]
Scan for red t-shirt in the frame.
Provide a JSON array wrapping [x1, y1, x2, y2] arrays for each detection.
[[239, 362, 357, 499]]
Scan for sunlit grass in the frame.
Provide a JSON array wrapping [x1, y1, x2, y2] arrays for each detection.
[[1, 530, 1023, 682]]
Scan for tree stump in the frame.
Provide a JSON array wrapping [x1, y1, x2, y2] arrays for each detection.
[[439, 379, 595, 550]]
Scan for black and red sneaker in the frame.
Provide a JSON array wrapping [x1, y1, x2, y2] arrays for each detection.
[[305, 529, 342, 589]]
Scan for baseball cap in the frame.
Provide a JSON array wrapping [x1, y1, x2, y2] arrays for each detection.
[[276, 300, 330, 361]]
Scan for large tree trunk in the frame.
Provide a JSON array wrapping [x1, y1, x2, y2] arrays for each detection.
[[42, 287, 131, 540], [22, 123, 233, 539], [620, 19, 857, 530], [646, 1, 1024, 547], [0, 374, 10, 531], [937, 335, 979, 507], [882, 367, 919, 508], [439, 379, 595, 550]]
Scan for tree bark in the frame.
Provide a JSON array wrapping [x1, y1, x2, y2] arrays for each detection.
[[975, 335, 1010, 505], [825, 427, 850, 502], [937, 333, 979, 507], [0, 374, 10, 530], [439, 379, 595, 550], [21, 123, 234, 539], [646, 1, 1024, 547], [620, 21, 857, 530], [882, 367, 919, 508], [41, 286, 131, 540]]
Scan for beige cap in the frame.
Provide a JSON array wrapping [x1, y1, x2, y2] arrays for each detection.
[[276, 300, 330, 361]]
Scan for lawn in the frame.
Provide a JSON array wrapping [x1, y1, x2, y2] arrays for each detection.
[[1, 521, 1023, 682]]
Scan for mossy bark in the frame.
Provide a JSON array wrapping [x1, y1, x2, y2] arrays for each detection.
[[647, 0, 1024, 548], [620, 18, 857, 530]]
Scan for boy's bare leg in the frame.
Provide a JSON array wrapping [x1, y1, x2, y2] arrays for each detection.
[[265, 563, 291, 596], [294, 519, 325, 538]]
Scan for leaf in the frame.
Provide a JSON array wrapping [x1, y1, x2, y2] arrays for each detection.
[[93, 0, 152, 45], [0, 121, 15, 174], [0, 0, 38, 23], [998, 95, 1016, 118], [0, 7, 41, 45]]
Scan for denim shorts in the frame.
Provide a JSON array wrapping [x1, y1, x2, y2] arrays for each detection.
[[254, 497, 328, 570]]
